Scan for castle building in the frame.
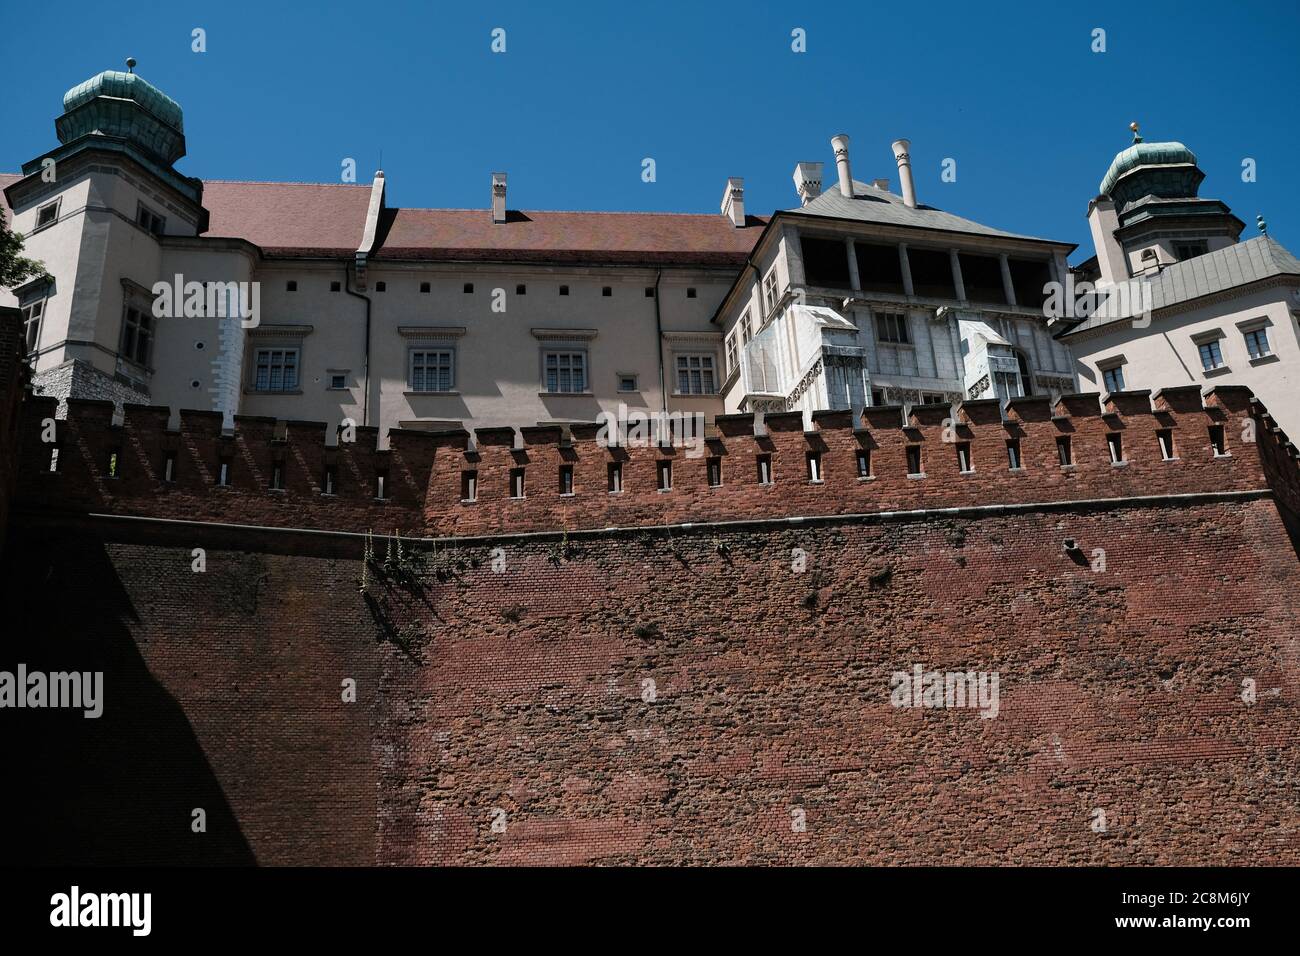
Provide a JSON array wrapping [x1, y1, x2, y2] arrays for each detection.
[[1, 64, 760, 435], [1057, 127, 1300, 436], [714, 136, 1079, 423]]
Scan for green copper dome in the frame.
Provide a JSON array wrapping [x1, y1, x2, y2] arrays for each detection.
[[1099, 140, 1198, 198], [55, 68, 186, 165]]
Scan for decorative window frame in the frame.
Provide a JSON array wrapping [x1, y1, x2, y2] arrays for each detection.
[[532, 329, 597, 395], [245, 324, 313, 394], [1236, 316, 1275, 363], [399, 326, 465, 395]]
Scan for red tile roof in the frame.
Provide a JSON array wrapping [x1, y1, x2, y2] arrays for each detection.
[[200, 179, 763, 266], [201, 180, 374, 257]]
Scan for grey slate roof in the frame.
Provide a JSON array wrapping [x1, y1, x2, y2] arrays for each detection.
[[1058, 235, 1300, 337], [788, 180, 1060, 244]]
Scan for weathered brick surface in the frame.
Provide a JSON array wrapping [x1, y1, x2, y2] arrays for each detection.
[[3, 353, 1299, 865]]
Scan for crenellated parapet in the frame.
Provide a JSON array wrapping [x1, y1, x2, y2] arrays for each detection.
[[12, 385, 1300, 540]]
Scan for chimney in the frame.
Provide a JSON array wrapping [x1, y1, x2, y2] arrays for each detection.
[[831, 134, 854, 198], [793, 162, 823, 206], [491, 171, 507, 223], [891, 139, 916, 208], [721, 177, 745, 227]]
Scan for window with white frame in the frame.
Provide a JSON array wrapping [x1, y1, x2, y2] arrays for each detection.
[[410, 349, 454, 392], [120, 303, 155, 366], [725, 330, 739, 374], [739, 308, 753, 345], [1100, 362, 1126, 393], [544, 351, 586, 393], [253, 348, 299, 392], [1243, 325, 1272, 360], [1197, 338, 1225, 371], [20, 297, 45, 354], [675, 353, 716, 395], [763, 269, 781, 315], [35, 200, 60, 231], [876, 312, 910, 344]]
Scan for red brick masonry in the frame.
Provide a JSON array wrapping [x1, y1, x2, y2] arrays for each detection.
[[2, 379, 1298, 865]]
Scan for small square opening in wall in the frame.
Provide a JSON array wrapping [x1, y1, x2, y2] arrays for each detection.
[[856, 448, 871, 478], [956, 442, 972, 473], [516, 284, 527, 296], [656, 459, 672, 491], [1006, 438, 1022, 470], [559, 464, 574, 495], [687, 288, 697, 299], [420, 282, 431, 294], [756, 454, 773, 485], [461, 470, 478, 502], [1208, 424, 1227, 456], [644, 287, 655, 298], [707, 457, 722, 487], [559, 285, 570, 296], [330, 281, 341, 292], [1056, 435, 1073, 466], [36, 201, 59, 230], [607, 461, 623, 493], [509, 468, 525, 499], [330, 374, 347, 389], [1157, 429, 1175, 460], [1107, 432, 1124, 464], [906, 445, 923, 476], [602, 286, 612, 297], [463, 283, 474, 294], [375, 282, 387, 292], [617, 374, 638, 393], [286, 281, 298, 292], [806, 451, 822, 482]]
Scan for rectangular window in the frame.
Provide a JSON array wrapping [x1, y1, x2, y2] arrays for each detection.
[[707, 457, 722, 487], [806, 452, 822, 482], [1006, 439, 1022, 470], [607, 461, 623, 493], [956, 442, 972, 473], [217, 460, 231, 487], [1243, 327, 1271, 360], [375, 472, 387, 500], [253, 348, 299, 392], [617, 374, 638, 392], [461, 470, 478, 501], [21, 299, 44, 354], [559, 465, 573, 495], [162, 452, 175, 482], [856, 448, 871, 478], [739, 309, 753, 345], [1209, 424, 1226, 456], [107, 449, 120, 479], [509, 468, 525, 499], [675, 354, 716, 395], [329, 373, 347, 390], [656, 459, 672, 491], [120, 305, 154, 366], [763, 269, 781, 315], [35, 200, 59, 230], [48, 446, 60, 473], [1157, 429, 1175, 460], [323, 465, 337, 495], [544, 351, 587, 393], [906, 445, 923, 476], [410, 349, 454, 393], [1101, 364, 1125, 393], [1056, 435, 1073, 466], [1198, 339, 1224, 371], [876, 312, 910, 344], [136, 203, 165, 235], [270, 463, 284, 490], [725, 331, 739, 374], [757, 454, 772, 485], [1107, 432, 1124, 464], [1173, 241, 1208, 261]]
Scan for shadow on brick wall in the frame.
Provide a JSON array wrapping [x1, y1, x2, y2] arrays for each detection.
[[0, 527, 255, 865]]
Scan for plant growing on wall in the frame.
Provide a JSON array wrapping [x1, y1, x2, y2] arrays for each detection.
[[0, 212, 49, 290]]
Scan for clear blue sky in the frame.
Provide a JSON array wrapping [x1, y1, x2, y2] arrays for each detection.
[[3, 0, 1297, 261]]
